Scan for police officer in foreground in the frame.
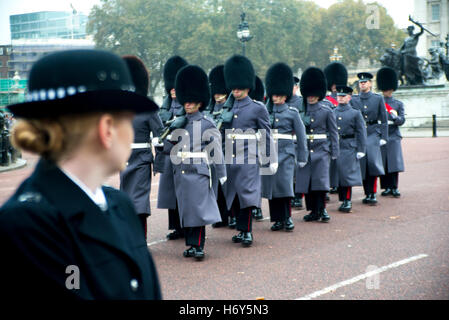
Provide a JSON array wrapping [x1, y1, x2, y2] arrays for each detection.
[[330, 85, 367, 213], [157, 55, 189, 240], [295, 67, 339, 223], [0, 49, 161, 299], [223, 54, 277, 247], [163, 65, 226, 260], [119, 55, 164, 239], [376, 67, 405, 198], [350, 72, 388, 206], [262, 62, 308, 231]]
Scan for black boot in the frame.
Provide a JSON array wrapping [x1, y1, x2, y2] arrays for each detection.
[[271, 221, 284, 231], [241, 232, 253, 247], [167, 229, 184, 240], [392, 189, 401, 198], [368, 193, 378, 205], [329, 187, 338, 194], [339, 200, 352, 213], [293, 196, 303, 209], [228, 217, 237, 229], [284, 217, 295, 231], [303, 212, 320, 222], [252, 208, 263, 221], [381, 188, 392, 196], [232, 231, 244, 243], [320, 208, 331, 223], [194, 247, 205, 260]]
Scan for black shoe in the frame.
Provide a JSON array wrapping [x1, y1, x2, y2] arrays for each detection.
[[228, 217, 237, 229], [284, 217, 295, 231], [381, 188, 392, 196], [339, 200, 352, 213], [212, 221, 226, 228], [392, 189, 401, 198], [183, 246, 196, 258], [271, 221, 284, 231], [232, 232, 244, 243], [320, 209, 331, 223], [303, 212, 320, 222], [363, 194, 377, 205], [293, 197, 303, 209], [329, 187, 338, 194], [241, 232, 253, 247], [325, 194, 330, 202], [194, 247, 205, 260], [167, 229, 184, 240], [252, 208, 263, 221]]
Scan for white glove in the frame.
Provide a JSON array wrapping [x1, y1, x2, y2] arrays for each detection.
[[357, 152, 366, 160], [219, 177, 227, 185], [269, 163, 279, 175], [379, 139, 387, 146], [152, 137, 164, 147], [331, 156, 338, 160], [299, 162, 307, 168]]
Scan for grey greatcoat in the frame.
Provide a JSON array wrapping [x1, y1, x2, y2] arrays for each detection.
[[381, 96, 405, 173], [210, 101, 225, 198], [223, 96, 277, 210], [164, 111, 226, 228], [157, 99, 184, 209], [295, 101, 339, 193], [351, 91, 388, 178], [330, 103, 367, 187], [120, 111, 164, 215], [262, 104, 308, 199]]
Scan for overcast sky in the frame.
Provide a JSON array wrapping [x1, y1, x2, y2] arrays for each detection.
[[0, 0, 415, 45]]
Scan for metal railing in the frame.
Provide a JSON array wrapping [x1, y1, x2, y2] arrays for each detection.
[[400, 115, 449, 138]]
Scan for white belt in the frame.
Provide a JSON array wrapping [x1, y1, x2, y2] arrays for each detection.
[[131, 143, 151, 149], [307, 134, 327, 140], [176, 151, 211, 189], [226, 133, 259, 140], [273, 133, 297, 141]]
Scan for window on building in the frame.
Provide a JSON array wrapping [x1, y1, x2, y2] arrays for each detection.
[[0, 48, 3, 55], [431, 3, 440, 21]]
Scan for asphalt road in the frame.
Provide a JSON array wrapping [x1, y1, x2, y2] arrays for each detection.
[[1, 137, 448, 300]]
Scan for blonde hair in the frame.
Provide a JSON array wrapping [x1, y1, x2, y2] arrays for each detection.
[[11, 113, 102, 162]]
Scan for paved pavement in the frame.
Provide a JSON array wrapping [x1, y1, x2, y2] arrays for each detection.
[[1, 137, 448, 300]]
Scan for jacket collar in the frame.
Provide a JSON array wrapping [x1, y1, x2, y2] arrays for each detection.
[[31, 158, 140, 264], [360, 90, 373, 99], [337, 103, 351, 111], [273, 103, 288, 113], [186, 110, 203, 122]]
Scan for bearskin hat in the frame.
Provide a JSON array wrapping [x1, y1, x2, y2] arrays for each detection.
[[209, 65, 228, 96], [376, 67, 398, 91], [122, 55, 149, 97], [300, 67, 327, 101], [223, 54, 255, 91], [324, 62, 348, 91], [249, 76, 265, 102], [265, 62, 294, 100], [175, 65, 210, 111], [163, 55, 188, 95]]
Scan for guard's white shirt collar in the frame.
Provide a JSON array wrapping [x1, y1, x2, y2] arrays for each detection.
[[60, 168, 108, 212]]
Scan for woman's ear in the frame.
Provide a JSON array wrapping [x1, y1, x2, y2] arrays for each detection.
[[97, 114, 114, 149]]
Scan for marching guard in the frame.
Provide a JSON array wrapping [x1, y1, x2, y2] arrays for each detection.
[[119, 55, 164, 239], [157, 55, 189, 240], [262, 62, 308, 231], [329, 85, 367, 213], [295, 67, 339, 223], [162, 65, 226, 260], [376, 67, 406, 198], [351, 72, 388, 206], [222, 54, 277, 247], [324, 62, 348, 109]]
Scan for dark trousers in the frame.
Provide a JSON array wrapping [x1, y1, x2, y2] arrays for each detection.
[[168, 204, 182, 231], [185, 226, 206, 249], [138, 214, 149, 240], [217, 184, 229, 225], [380, 172, 399, 189], [231, 196, 253, 232], [268, 197, 292, 222], [305, 191, 326, 214], [363, 174, 378, 195], [338, 187, 352, 202]]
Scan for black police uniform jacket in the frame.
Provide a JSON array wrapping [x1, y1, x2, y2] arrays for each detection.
[[120, 110, 164, 215], [0, 158, 162, 300]]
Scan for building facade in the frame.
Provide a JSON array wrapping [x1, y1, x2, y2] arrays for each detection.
[[0, 46, 12, 78], [413, 0, 449, 58]]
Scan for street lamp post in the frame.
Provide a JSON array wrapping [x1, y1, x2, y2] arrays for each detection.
[[237, 12, 253, 56]]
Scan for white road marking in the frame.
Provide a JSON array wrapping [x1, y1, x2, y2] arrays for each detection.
[[296, 253, 429, 300], [147, 239, 168, 247]]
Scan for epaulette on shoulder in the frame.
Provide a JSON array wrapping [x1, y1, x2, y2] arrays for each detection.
[[288, 106, 299, 113], [253, 100, 266, 107], [202, 114, 217, 126]]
